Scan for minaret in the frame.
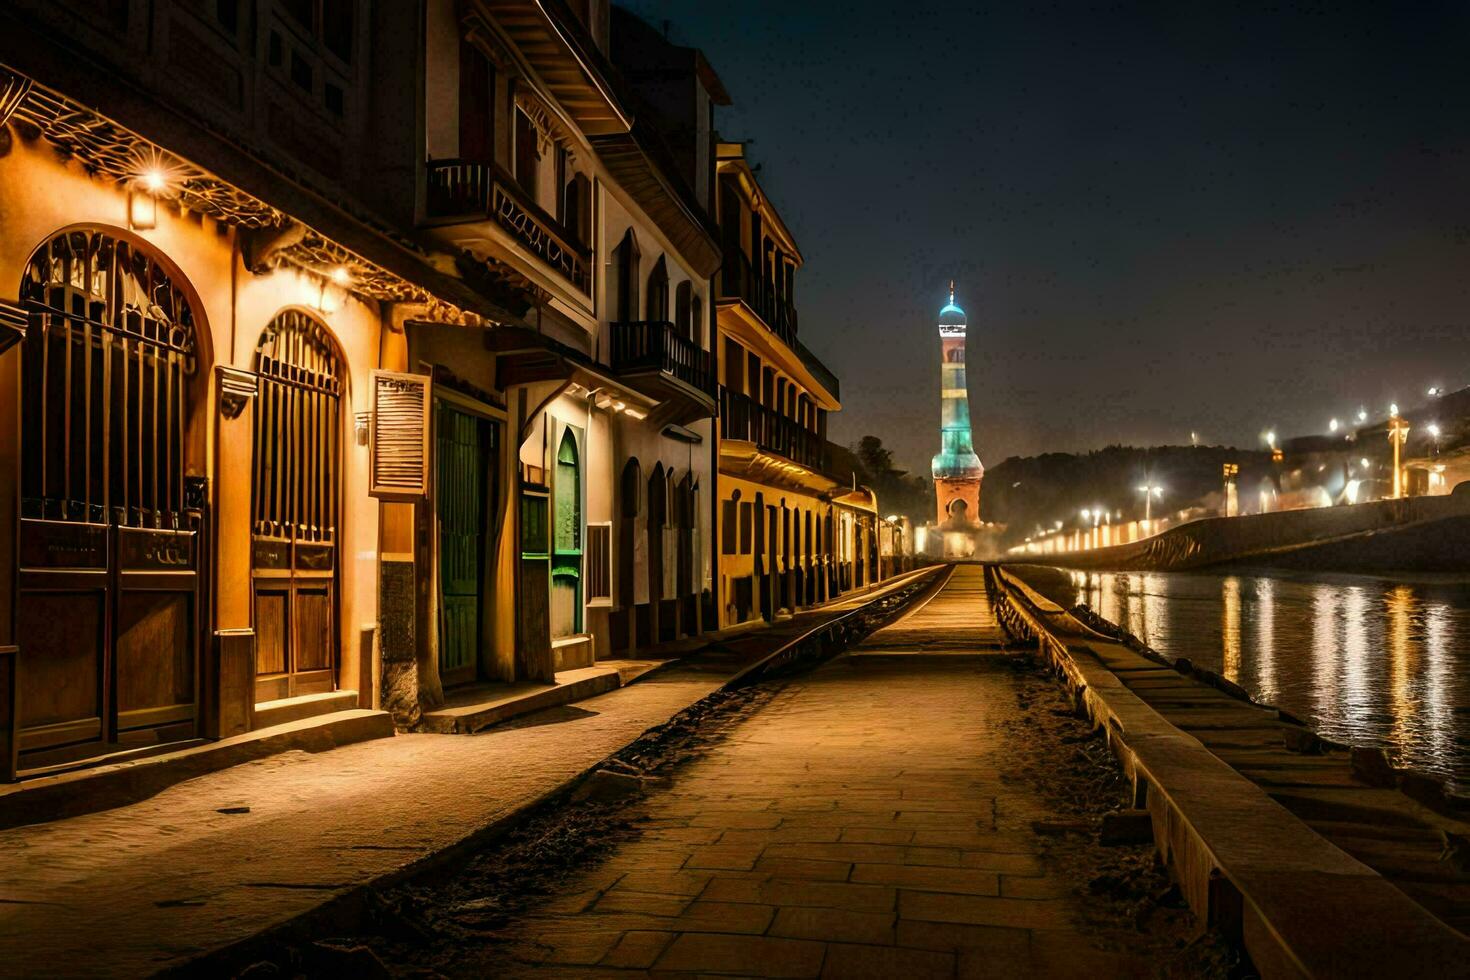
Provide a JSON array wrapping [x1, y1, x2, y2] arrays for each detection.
[[930, 282, 984, 526]]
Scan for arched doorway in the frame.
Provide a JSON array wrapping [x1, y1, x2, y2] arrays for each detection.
[[614, 458, 640, 651], [550, 428, 582, 637], [16, 227, 205, 766], [251, 310, 343, 702], [646, 463, 666, 641]]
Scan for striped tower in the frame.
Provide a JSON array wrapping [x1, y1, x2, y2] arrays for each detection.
[[930, 282, 984, 526]]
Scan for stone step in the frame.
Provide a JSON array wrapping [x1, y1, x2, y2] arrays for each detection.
[[254, 690, 361, 729], [419, 666, 624, 735]]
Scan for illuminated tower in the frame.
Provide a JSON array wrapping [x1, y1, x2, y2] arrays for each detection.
[[930, 282, 984, 526]]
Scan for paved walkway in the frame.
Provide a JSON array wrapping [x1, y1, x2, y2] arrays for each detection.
[[473, 565, 1149, 977], [0, 569, 937, 978]]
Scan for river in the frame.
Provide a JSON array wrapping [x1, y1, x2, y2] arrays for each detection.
[[1068, 568, 1470, 792]]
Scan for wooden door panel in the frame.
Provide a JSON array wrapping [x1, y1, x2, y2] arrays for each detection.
[[16, 591, 104, 748], [114, 592, 193, 727], [293, 587, 333, 672], [254, 589, 288, 675], [436, 405, 487, 684]]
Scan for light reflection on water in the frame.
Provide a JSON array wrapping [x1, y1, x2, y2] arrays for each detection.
[[1070, 569, 1470, 791]]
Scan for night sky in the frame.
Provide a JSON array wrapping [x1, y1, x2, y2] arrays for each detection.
[[621, 1, 1470, 475]]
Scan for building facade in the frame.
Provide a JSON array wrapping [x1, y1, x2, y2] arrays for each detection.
[[712, 142, 881, 627]]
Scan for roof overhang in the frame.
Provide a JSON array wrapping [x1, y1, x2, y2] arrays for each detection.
[[717, 302, 840, 410], [592, 122, 722, 278], [469, 0, 632, 136]]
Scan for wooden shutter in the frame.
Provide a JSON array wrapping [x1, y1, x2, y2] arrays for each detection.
[[370, 370, 431, 500], [586, 522, 612, 603]]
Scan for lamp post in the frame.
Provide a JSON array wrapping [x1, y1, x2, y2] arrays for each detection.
[[1388, 405, 1410, 498], [1137, 483, 1163, 524]]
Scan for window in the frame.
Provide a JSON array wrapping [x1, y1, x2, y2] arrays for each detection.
[[674, 281, 692, 339], [563, 173, 591, 246], [322, 0, 353, 63], [725, 339, 744, 390], [614, 230, 640, 322], [691, 295, 703, 347], [721, 499, 738, 555], [739, 501, 753, 554], [646, 256, 669, 322], [514, 109, 539, 195], [459, 40, 496, 163], [586, 523, 612, 602]]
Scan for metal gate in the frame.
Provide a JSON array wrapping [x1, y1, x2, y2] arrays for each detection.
[[436, 403, 494, 688], [15, 229, 201, 768], [251, 311, 341, 702]]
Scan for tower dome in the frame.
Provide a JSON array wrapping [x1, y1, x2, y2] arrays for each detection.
[[939, 282, 966, 326]]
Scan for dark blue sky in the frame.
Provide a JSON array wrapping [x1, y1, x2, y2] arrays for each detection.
[[621, 1, 1470, 474]]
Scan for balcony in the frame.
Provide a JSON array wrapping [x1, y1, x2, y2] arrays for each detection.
[[426, 159, 591, 294], [720, 388, 827, 473], [720, 250, 798, 349], [795, 337, 840, 405], [610, 320, 716, 422]]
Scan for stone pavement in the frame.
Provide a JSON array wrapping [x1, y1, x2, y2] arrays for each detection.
[[0, 569, 938, 979], [0, 670, 728, 978], [473, 565, 1153, 977]]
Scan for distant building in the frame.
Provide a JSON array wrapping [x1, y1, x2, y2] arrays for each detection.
[[928, 284, 984, 557]]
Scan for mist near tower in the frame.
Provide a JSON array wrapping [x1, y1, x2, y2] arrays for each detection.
[[618, 1, 1470, 472]]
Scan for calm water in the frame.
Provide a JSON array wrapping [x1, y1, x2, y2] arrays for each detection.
[[1069, 569, 1470, 791]]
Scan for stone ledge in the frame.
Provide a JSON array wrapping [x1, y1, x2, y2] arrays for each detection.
[[0, 709, 394, 830], [992, 566, 1469, 978]]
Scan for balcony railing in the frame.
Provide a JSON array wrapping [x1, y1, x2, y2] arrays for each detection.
[[720, 250, 798, 348], [610, 320, 716, 398], [426, 159, 591, 294], [721, 387, 828, 473]]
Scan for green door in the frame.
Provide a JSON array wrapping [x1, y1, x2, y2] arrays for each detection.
[[437, 405, 492, 687]]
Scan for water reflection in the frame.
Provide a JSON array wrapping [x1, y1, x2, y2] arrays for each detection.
[[1069, 568, 1470, 791]]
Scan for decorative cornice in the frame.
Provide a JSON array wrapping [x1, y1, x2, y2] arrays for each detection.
[[216, 365, 257, 419]]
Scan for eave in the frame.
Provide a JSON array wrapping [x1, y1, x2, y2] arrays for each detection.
[[471, 0, 632, 137], [592, 123, 722, 278], [717, 302, 840, 410]]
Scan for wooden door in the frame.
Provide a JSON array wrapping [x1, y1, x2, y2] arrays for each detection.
[[251, 312, 341, 703], [436, 404, 490, 688], [16, 229, 201, 769]]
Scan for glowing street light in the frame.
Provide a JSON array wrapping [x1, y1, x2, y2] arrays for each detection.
[[1329, 418, 1339, 434], [1387, 407, 1411, 499], [1428, 386, 1442, 397], [1136, 483, 1164, 523], [1357, 407, 1368, 423]]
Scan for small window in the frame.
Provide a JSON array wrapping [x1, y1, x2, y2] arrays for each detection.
[[268, 30, 284, 66], [646, 256, 669, 322], [739, 502, 753, 554], [324, 82, 344, 116], [290, 49, 313, 91], [721, 500, 738, 555], [586, 523, 612, 602], [514, 109, 539, 195], [322, 0, 354, 62]]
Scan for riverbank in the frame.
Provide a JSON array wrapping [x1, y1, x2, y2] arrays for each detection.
[[991, 565, 1470, 976]]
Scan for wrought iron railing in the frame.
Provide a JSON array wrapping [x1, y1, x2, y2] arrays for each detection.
[[720, 388, 827, 472], [720, 250, 798, 348], [795, 337, 840, 403], [610, 320, 716, 398], [425, 159, 591, 293]]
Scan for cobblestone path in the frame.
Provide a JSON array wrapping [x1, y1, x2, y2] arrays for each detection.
[[473, 566, 1168, 977]]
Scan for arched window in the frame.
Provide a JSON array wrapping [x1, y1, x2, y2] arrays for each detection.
[[690, 294, 703, 347], [21, 228, 198, 528], [619, 457, 642, 518], [252, 309, 344, 698], [646, 255, 669, 322], [614, 229, 640, 323], [563, 172, 591, 247], [674, 280, 693, 338]]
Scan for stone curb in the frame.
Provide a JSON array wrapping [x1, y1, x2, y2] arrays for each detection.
[[988, 565, 1470, 980]]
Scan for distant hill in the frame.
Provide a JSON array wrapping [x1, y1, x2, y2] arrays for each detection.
[[982, 445, 1273, 545]]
